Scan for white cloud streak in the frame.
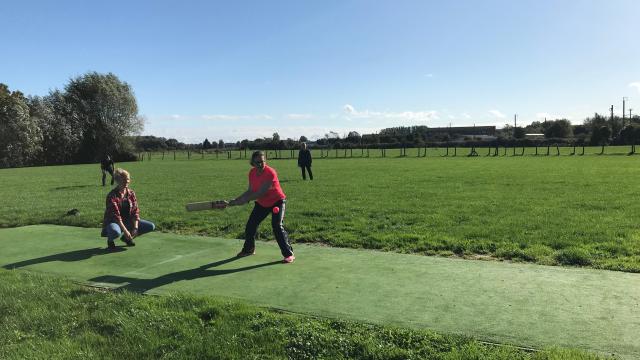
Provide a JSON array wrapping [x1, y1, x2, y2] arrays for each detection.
[[286, 113, 314, 120], [342, 104, 439, 122], [200, 114, 273, 121], [629, 82, 640, 94], [488, 110, 506, 118]]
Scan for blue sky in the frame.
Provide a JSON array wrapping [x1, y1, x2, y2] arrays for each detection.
[[2, 0, 639, 142]]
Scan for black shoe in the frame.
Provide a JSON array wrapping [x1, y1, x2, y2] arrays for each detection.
[[236, 249, 255, 257], [122, 238, 136, 247], [107, 242, 116, 250]]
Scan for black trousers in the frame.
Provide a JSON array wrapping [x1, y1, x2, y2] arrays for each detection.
[[300, 165, 313, 180], [242, 200, 293, 257], [102, 167, 114, 186]]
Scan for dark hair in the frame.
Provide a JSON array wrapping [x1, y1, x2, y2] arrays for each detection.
[[250, 151, 265, 166]]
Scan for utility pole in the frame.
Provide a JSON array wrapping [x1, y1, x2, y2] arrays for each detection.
[[623, 97, 628, 119], [610, 105, 614, 121], [514, 114, 517, 138], [630, 108, 633, 119]]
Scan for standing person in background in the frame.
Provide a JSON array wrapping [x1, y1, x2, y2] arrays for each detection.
[[101, 154, 115, 186], [223, 151, 295, 263], [102, 168, 156, 250], [297, 142, 313, 180]]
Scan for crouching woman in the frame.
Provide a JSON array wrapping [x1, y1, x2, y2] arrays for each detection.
[[101, 168, 155, 249]]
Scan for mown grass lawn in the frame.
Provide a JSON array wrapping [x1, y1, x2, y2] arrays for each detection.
[[0, 270, 607, 360], [2, 152, 640, 272], [0, 153, 632, 359]]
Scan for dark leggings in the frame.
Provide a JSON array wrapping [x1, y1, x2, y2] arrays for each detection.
[[301, 165, 313, 180], [242, 200, 293, 257], [102, 168, 114, 186]]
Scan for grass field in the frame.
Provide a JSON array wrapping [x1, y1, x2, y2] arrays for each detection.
[[0, 269, 608, 360], [1, 153, 635, 358], [1, 150, 639, 272]]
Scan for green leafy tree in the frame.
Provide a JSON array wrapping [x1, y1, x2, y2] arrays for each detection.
[[0, 84, 42, 167], [543, 119, 572, 138], [346, 131, 362, 143], [525, 121, 544, 134], [513, 127, 526, 139], [591, 126, 611, 146], [202, 138, 211, 149], [29, 92, 82, 164], [165, 138, 183, 150], [64, 72, 142, 162]]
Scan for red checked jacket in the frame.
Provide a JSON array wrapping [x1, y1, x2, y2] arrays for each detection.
[[103, 188, 140, 226]]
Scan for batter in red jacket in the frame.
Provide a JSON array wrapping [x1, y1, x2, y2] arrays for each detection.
[[225, 151, 295, 263]]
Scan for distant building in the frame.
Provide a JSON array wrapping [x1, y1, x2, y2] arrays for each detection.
[[524, 133, 545, 140]]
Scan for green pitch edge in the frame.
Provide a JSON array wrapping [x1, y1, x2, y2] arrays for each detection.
[[1, 225, 638, 359]]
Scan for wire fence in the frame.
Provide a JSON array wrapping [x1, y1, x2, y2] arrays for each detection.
[[137, 145, 640, 161]]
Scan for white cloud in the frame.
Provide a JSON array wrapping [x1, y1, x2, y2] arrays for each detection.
[[200, 114, 273, 121], [462, 113, 471, 119], [286, 113, 314, 120], [151, 114, 274, 122], [342, 104, 439, 122], [488, 110, 506, 118], [424, 73, 434, 78], [629, 82, 640, 94], [343, 104, 355, 114]]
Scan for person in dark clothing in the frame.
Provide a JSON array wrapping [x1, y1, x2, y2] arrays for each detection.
[[101, 155, 115, 186], [297, 143, 313, 180]]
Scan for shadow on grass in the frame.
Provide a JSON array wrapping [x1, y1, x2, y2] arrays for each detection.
[[89, 256, 282, 293], [2, 247, 126, 269]]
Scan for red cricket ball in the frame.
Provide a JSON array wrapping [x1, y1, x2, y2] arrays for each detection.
[[272, 207, 280, 214]]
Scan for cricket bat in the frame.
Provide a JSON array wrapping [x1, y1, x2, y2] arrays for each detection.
[[185, 200, 227, 212]]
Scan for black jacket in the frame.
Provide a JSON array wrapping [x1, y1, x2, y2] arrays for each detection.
[[297, 149, 312, 167]]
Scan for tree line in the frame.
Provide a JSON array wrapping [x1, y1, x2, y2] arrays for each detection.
[[131, 116, 640, 155], [4, 72, 640, 168], [0, 72, 141, 168]]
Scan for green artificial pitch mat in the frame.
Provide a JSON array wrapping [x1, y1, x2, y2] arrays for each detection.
[[1, 225, 638, 358]]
